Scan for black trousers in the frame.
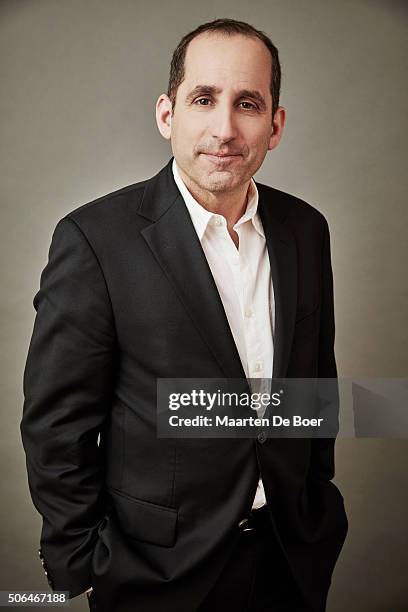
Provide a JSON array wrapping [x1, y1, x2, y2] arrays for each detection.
[[197, 506, 312, 612], [87, 506, 313, 612]]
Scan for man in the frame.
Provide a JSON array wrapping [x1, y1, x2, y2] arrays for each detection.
[[21, 18, 348, 612]]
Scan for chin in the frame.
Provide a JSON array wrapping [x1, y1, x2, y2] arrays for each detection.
[[201, 171, 239, 189], [203, 178, 236, 193]]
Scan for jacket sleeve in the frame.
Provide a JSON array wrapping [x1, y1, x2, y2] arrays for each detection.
[[20, 216, 116, 598], [309, 216, 339, 482]]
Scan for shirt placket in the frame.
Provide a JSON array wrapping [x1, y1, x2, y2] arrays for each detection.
[[238, 225, 272, 409]]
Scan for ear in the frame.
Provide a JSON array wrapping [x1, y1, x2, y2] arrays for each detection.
[[268, 106, 286, 151], [156, 94, 173, 140]]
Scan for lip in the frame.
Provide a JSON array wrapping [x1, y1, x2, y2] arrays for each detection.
[[201, 153, 241, 163]]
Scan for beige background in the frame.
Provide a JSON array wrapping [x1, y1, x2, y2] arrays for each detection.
[[1, 1, 407, 610]]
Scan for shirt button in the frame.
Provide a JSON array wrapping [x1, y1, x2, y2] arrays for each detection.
[[245, 308, 253, 318], [253, 362, 263, 373], [257, 431, 267, 444]]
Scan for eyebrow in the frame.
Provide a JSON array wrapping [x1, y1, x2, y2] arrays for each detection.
[[184, 85, 267, 111]]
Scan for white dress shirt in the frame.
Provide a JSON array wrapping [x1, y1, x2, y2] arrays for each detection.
[[172, 159, 275, 509]]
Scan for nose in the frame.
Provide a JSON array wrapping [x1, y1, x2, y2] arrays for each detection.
[[210, 102, 238, 143]]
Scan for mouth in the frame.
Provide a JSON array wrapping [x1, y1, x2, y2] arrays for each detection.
[[201, 153, 241, 164]]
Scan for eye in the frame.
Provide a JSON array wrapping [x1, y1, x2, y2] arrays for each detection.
[[239, 101, 257, 110], [194, 97, 211, 106]]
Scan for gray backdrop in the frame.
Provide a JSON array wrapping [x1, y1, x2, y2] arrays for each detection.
[[1, 1, 407, 610]]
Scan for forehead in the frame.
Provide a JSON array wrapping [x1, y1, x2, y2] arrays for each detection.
[[182, 33, 272, 94]]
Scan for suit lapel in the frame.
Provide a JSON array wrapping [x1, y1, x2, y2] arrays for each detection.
[[139, 159, 246, 380], [257, 185, 298, 379]]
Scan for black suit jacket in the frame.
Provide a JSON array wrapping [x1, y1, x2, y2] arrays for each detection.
[[21, 158, 348, 612]]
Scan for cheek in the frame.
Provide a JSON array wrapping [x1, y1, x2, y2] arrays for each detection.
[[173, 121, 202, 151], [243, 122, 272, 145]]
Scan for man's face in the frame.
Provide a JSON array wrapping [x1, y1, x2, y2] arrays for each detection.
[[167, 33, 278, 194]]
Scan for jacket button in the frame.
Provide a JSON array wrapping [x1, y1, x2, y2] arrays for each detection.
[[257, 431, 267, 444]]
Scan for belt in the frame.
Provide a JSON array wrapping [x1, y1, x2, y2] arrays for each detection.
[[238, 505, 270, 532]]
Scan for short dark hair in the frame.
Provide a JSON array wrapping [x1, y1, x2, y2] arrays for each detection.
[[167, 18, 281, 119]]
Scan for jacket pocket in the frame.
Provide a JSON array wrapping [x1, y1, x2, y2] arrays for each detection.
[[107, 487, 178, 548]]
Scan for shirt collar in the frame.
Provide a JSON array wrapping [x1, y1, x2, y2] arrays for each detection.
[[172, 158, 264, 241]]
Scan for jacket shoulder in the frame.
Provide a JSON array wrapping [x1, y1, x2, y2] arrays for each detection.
[[256, 182, 328, 229], [63, 177, 149, 227]]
